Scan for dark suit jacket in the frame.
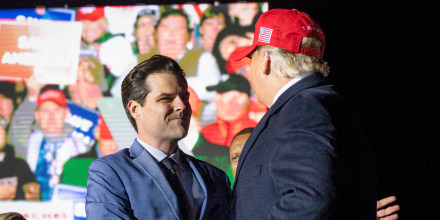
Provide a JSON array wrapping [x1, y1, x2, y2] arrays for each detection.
[[86, 139, 231, 220], [230, 73, 377, 219]]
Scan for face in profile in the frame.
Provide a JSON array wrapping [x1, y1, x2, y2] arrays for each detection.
[[35, 101, 68, 137], [132, 73, 191, 144], [250, 50, 267, 106], [229, 132, 251, 178], [157, 15, 188, 60]]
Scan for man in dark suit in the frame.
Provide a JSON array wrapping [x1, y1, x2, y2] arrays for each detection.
[[86, 55, 231, 219], [229, 9, 377, 219]]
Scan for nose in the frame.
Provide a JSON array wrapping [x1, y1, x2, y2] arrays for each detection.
[[174, 96, 190, 113]]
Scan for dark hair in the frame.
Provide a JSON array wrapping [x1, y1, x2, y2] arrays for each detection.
[[0, 212, 26, 220], [157, 8, 190, 33], [121, 55, 187, 132], [133, 8, 157, 35], [231, 127, 254, 143], [200, 6, 227, 27]]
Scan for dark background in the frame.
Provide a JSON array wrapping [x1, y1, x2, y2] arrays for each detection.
[[2, 0, 439, 218], [270, 1, 439, 219]]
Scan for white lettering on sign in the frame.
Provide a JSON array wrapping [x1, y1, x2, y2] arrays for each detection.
[[1, 51, 71, 67], [17, 35, 67, 51]]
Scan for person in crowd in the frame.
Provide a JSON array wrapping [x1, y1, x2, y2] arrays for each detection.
[[228, 127, 253, 179], [132, 8, 158, 55], [61, 115, 118, 187], [191, 74, 255, 175], [198, 6, 227, 53], [230, 127, 400, 220], [227, 2, 262, 27], [229, 9, 377, 219], [86, 55, 230, 219], [8, 76, 50, 159], [66, 56, 106, 109], [0, 116, 40, 201], [226, 47, 268, 123], [0, 94, 13, 125], [203, 74, 256, 147], [76, 6, 136, 97], [27, 89, 88, 201], [212, 26, 254, 74], [138, 8, 221, 102]]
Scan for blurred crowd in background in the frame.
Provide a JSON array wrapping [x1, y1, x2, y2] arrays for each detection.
[[0, 2, 270, 202]]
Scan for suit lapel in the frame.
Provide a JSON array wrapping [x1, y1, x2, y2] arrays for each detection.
[[233, 73, 329, 188], [129, 140, 181, 219], [184, 153, 209, 220]]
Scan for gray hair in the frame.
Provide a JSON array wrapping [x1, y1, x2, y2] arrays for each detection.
[[256, 36, 329, 78]]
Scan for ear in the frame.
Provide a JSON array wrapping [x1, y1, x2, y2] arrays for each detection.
[[262, 51, 271, 76], [127, 100, 140, 120]]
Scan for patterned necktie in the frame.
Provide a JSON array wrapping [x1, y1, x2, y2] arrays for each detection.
[[160, 157, 188, 220]]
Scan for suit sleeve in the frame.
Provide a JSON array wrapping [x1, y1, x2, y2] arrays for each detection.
[[86, 158, 133, 219], [268, 96, 337, 219]]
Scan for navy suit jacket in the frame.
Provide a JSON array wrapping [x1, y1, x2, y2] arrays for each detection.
[[230, 73, 377, 219], [86, 139, 231, 220]]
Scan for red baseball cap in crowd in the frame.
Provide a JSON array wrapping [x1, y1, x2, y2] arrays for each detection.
[[188, 86, 202, 116], [76, 6, 105, 21], [37, 89, 67, 108], [231, 8, 325, 61], [98, 114, 113, 140]]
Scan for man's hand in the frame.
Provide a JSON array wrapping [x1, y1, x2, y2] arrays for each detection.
[[377, 196, 400, 220], [23, 182, 40, 201]]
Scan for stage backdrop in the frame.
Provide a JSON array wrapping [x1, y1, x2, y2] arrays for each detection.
[[0, 2, 268, 219]]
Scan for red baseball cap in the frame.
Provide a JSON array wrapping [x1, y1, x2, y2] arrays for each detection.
[[226, 47, 252, 74], [76, 6, 105, 21], [37, 89, 67, 108], [231, 8, 325, 60]]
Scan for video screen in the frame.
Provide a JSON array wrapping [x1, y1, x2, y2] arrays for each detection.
[[0, 2, 268, 219]]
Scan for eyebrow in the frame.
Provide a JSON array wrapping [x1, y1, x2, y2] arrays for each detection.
[[156, 91, 188, 98], [156, 93, 174, 98]]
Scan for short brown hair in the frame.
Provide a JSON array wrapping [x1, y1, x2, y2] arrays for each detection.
[[121, 55, 187, 132]]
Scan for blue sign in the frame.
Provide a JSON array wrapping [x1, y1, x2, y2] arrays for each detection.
[[0, 8, 76, 21], [66, 102, 99, 147]]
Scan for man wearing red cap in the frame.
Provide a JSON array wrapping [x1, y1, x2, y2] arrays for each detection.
[[230, 9, 377, 219], [26, 89, 88, 201], [76, 6, 136, 97]]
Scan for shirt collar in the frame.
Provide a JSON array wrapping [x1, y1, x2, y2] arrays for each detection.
[[272, 76, 303, 106], [136, 137, 184, 166]]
